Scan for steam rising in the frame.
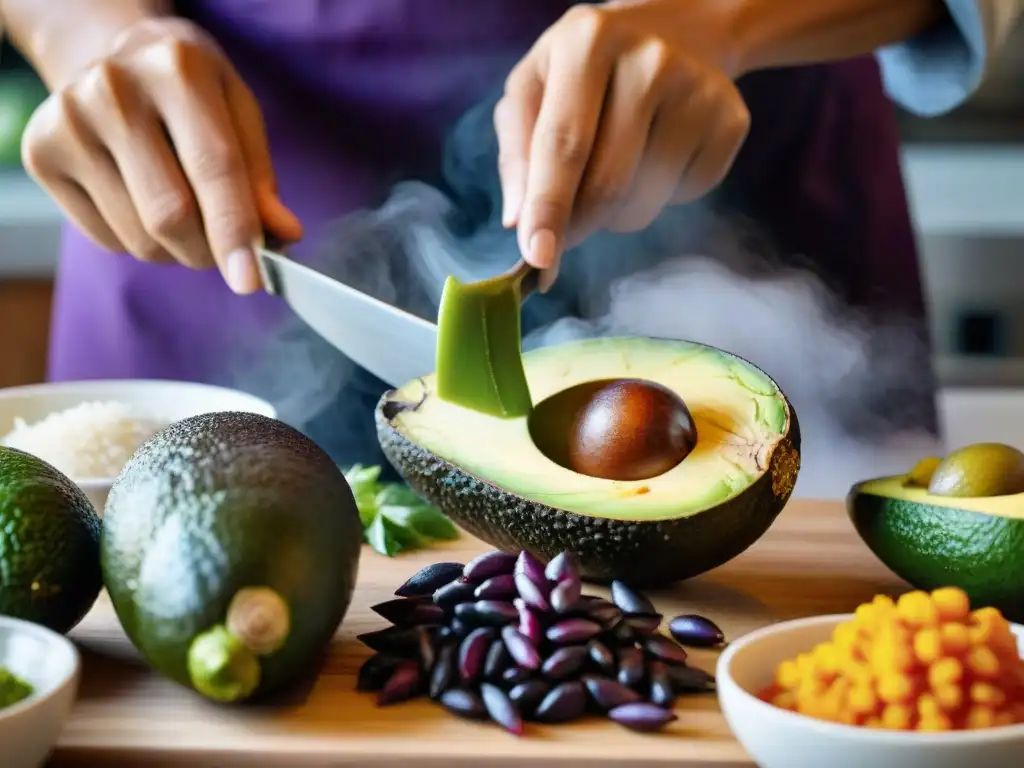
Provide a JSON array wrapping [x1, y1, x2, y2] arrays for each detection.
[[235, 95, 943, 499]]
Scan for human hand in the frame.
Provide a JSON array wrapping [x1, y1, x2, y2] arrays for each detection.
[[495, 0, 751, 289], [21, 17, 302, 294]]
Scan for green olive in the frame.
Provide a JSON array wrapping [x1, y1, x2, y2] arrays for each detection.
[[905, 456, 942, 488], [927, 443, 1024, 498]]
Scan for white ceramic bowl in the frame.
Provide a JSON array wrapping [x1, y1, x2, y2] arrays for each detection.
[[717, 614, 1024, 768], [0, 379, 277, 512], [0, 616, 81, 768]]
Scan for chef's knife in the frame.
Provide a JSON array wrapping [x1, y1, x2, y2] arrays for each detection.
[[256, 246, 439, 388]]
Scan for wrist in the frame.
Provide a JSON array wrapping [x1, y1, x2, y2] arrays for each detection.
[[16, 1, 172, 88]]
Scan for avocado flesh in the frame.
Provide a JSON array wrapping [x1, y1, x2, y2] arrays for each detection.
[[377, 337, 800, 585], [848, 474, 1024, 619], [101, 412, 363, 702]]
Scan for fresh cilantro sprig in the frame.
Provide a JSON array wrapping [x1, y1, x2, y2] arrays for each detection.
[[344, 464, 460, 557]]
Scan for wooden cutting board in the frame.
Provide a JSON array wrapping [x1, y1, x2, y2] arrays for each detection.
[[49, 498, 908, 767]]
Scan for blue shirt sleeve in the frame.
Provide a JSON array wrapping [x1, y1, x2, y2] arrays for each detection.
[[874, 0, 986, 117]]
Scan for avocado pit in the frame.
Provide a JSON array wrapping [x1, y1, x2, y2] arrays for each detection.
[[534, 378, 697, 482]]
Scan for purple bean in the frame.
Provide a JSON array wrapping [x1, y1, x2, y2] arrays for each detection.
[[541, 646, 588, 680], [357, 626, 423, 656], [439, 688, 487, 720], [610, 580, 656, 615], [582, 674, 643, 711], [608, 702, 678, 732], [395, 562, 465, 597], [617, 646, 644, 689], [502, 665, 533, 686], [458, 627, 494, 683], [456, 600, 518, 627], [416, 626, 437, 671], [668, 614, 727, 648], [666, 664, 716, 693], [587, 602, 623, 627], [586, 640, 616, 673], [550, 579, 581, 613], [463, 551, 518, 583], [480, 682, 524, 735], [515, 600, 543, 645], [514, 550, 547, 585], [624, 613, 663, 635], [643, 635, 689, 666], [509, 679, 550, 717], [484, 638, 512, 679], [428, 643, 457, 699], [544, 551, 578, 584], [376, 661, 422, 706], [501, 625, 541, 670], [370, 597, 439, 626], [474, 574, 518, 600], [534, 680, 587, 723], [648, 660, 676, 709], [514, 572, 551, 612], [610, 621, 636, 644], [448, 617, 470, 638], [546, 618, 603, 645], [433, 580, 477, 609], [357, 653, 400, 692]]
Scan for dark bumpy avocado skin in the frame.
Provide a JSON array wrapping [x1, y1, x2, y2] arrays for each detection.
[[848, 491, 1024, 621], [376, 395, 800, 587], [0, 446, 103, 634], [101, 412, 363, 698]]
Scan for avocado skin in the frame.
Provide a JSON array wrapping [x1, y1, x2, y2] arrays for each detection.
[[0, 446, 103, 634], [847, 489, 1024, 621], [101, 412, 363, 699], [376, 396, 800, 587]]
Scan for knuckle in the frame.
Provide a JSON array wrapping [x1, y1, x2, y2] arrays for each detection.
[[143, 194, 196, 239], [493, 96, 514, 130], [579, 172, 628, 214], [188, 145, 243, 184], [132, 238, 167, 263], [78, 60, 128, 104], [539, 124, 591, 167], [564, 4, 609, 47], [638, 38, 674, 76]]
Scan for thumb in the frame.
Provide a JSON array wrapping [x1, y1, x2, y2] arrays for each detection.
[[224, 73, 304, 244]]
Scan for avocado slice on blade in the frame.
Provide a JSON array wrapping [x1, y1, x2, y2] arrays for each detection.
[[848, 445, 1024, 621], [376, 336, 800, 586]]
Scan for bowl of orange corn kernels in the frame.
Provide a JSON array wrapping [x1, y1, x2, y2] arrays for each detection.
[[716, 587, 1024, 768]]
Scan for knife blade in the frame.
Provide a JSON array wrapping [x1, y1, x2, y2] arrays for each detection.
[[256, 246, 439, 388]]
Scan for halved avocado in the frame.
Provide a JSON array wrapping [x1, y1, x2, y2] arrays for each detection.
[[375, 336, 800, 586], [848, 473, 1024, 620]]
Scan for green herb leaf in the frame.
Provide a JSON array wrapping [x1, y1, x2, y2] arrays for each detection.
[[342, 464, 459, 557]]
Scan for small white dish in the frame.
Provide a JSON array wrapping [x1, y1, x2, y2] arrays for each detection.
[[0, 616, 81, 768], [717, 614, 1024, 768], [0, 379, 277, 511]]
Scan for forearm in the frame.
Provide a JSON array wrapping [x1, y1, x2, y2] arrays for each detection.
[[732, 0, 948, 74], [0, 0, 171, 88]]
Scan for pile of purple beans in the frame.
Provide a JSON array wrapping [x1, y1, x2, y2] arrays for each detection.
[[356, 549, 727, 735]]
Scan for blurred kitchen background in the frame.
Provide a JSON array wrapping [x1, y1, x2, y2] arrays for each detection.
[[1, 32, 1023, 450]]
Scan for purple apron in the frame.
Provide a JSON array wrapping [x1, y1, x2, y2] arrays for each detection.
[[46, 0, 938, 467]]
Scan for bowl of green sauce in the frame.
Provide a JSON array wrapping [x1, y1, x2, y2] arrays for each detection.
[[0, 616, 81, 768]]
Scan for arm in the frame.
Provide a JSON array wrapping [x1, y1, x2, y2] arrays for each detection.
[[730, 0, 1024, 116], [0, 0, 171, 88]]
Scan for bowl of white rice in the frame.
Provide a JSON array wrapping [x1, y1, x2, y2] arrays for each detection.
[[0, 380, 277, 513]]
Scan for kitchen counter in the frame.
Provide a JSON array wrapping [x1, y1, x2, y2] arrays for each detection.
[[1, 143, 1023, 278], [53, 497, 904, 767]]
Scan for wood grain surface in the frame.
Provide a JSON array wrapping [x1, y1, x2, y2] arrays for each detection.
[[50, 498, 910, 767]]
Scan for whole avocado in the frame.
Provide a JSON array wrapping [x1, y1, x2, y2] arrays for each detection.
[[101, 411, 363, 704], [0, 445, 103, 633]]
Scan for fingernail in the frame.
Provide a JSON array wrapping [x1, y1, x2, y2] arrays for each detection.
[[502, 186, 523, 228], [225, 248, 260, 294], [527, 229, 557, 269]]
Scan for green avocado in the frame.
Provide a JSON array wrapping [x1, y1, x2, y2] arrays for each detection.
[[847, 463, 1024, 620], [376, 336, 800, 586], [0, 445, 103, 634], [101, 411, 363, 704]]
